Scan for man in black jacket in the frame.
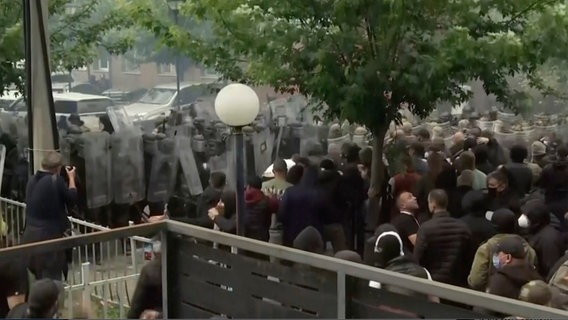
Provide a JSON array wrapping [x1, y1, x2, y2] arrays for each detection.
[[519, 200, 565, 278], [414, 189, 473, 287], [23, 151, 77, 281]]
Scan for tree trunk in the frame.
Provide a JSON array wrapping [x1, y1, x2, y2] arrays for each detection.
[[366, 124, 389, 231]]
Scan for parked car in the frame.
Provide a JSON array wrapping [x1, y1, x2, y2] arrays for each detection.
[[5, 92, 114, 131], [102, 88, 148, 105], [51, 73, 103, 95], [123, 81, 216, 121]]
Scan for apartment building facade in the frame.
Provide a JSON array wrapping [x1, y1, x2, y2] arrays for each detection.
[[72, 53, 288, 104]]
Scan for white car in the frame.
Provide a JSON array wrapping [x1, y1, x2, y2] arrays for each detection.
[[6, 92, 114, 131], [123, 81, 213, 121]]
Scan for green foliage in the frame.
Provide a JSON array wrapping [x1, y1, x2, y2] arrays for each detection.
[[129, 0, 568, 132], [0, 0, 136, 94], [117, 0, 212, 70]]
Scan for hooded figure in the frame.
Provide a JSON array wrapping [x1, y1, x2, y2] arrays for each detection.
[[519, 200, 565, 278], [368, 224, 438, 302], [460, 190, 496, 250], [335, 250, 362, 263], [293, 226, 325, 254], [537, 146, 568, 231], [278, 166, 329, 247], [468, 208, 537, 292]]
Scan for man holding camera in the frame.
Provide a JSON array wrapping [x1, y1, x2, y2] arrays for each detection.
[[22, 151, 77, 281]]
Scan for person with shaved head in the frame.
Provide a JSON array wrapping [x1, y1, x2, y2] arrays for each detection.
[[450, 131, 465, 159], [391, 192, 421, 252]]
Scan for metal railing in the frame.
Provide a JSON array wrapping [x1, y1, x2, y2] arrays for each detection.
[[0, 197, 154, 318], [1, 221, 567, 319]]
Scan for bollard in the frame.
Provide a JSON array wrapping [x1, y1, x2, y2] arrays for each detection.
[[268, 213, 282, 263], [128, 221, 136, 269], [81, 262, 92, 313]]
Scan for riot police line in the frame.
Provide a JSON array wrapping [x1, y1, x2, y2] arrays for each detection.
[[0, 96, 370, 229]]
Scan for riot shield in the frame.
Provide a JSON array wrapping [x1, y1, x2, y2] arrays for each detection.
[[176, 135, 203, 196], [299, 125, 322, 156], [111, 130, 146, 204], [147, 137, 179, 203], [0, 113, 17, 137], [252, 125, 274, 176], [327, 133, 351, 149], [15, 116, 28, 158], [107, 106, 134, 133], [82, 132, 112, 208], [59, 135, 72, 165]]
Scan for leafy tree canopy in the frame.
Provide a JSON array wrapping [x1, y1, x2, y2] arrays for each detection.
[[125, 0, 568, 217], [0, 0, 135, 93], [129, 0, 568, 133], [117, 0, 212, 69]]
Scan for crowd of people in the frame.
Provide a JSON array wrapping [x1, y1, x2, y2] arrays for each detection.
[[5, 122, 568, 318], [138, 125, 568, 317]]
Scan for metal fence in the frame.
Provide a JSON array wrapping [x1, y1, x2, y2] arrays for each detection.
[[2, 221, 567, 319], [0, 197, 153, 318]]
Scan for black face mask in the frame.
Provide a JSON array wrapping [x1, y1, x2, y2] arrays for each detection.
[[487, 187, 498, 197]]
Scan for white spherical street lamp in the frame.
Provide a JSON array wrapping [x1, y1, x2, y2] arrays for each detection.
[[213, 83, 260, 237], [214, 83, 260, 127]]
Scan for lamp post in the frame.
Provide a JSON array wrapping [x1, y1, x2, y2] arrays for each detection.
[[214, 84, 260, 236], [167, 0, 183, 111]]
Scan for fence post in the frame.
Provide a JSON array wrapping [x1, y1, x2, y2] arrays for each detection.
[[129, 221, 136, 269], [337, 271, 346, 319], [81, 262, 92, 310]]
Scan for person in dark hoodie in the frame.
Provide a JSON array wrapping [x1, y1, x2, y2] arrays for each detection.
[[537, 145, 568, 231], [242, 176, 278, 242], [286, 164, 304, 185], [339, 143, 367, 253], [504, 145, 533, 197], [191, 172, 226, 228], [414, 189, 473, 287], [293, 226, 325, 254], [460, 190, 496, 250], [318, 159, 348, 252], [487, 236, 542, 300], [518, 199, 565, 278], [473, 144, 496, 174], [449, 169, 474, 218], [278, 165, 328, 247]]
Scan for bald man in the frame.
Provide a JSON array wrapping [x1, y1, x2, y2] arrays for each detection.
[[450, 131, 465, 158], [391, 192, 421, 252]]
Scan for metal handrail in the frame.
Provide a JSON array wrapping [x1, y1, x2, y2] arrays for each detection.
[[1, 220, 566, 318], [165, 220, 568, 318], [0, 222, 165, 259]]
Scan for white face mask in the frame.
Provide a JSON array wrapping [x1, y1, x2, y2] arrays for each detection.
[[518, 214, 530, 228]]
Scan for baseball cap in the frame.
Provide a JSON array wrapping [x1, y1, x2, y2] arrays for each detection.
[[532, 141, 546, 156], [495, 236, 527, 259], [28, 279, 62, 314]]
